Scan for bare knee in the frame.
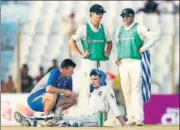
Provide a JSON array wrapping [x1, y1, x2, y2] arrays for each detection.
[[71, 96, 77, 105], [43, 93, 57, 103], [56, 96, 77, 107]]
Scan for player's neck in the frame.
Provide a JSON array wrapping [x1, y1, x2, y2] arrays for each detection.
[[124, 21, 134, 27], [60, 69, 66, 77], [90, 20, 100, 29], [93, 85, 101, 88]]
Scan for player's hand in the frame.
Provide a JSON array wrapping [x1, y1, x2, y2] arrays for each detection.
[[115, 60, 121, 66], [63, 90, 72, 96], [81, 50, 90, 58], [104, 51, 110, 58], [70, 92, 77, 98], [139, 48, 143, 53]]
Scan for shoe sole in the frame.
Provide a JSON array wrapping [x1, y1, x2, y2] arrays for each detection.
[[40, 121, 57, 127], [14, 111, 31, 127], [136, 124, 144, 126], [126, 121, 136, 126]]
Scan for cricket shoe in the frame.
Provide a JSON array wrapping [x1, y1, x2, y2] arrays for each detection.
[[136, 121, 144, 126], [125, 120, 136, 126], [40, 106, 63, 127], [14, 111, 31, 127]]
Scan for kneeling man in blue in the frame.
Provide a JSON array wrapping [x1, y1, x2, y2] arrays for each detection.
[[14, 59, 77, 126]]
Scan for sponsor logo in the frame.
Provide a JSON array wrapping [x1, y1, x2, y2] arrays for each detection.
[[88, 40, 105, 44], [120, 36, 135, 41], [161, 108, 179, 125]]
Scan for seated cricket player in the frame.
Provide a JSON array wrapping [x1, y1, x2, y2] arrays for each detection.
[[14, 59, 77, 126], [42, 69, 127, 127]]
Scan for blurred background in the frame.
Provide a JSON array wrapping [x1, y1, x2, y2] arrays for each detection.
[[1, 0, 179, 126]]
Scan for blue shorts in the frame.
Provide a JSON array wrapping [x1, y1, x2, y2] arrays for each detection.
[[27, 89, 60, 112]]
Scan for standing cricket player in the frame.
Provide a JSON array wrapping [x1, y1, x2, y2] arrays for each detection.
[[14, 59, 77, 126], [69, 4, 112, 76], [115, 8, 159, 126], [41, 69, 127, 127]]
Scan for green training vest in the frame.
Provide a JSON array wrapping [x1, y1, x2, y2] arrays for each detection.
[[81, 23, 108, 61], [117, 23, 143, 60]]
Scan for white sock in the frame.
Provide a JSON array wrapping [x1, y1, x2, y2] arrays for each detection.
[[55, 106, 63, 117]]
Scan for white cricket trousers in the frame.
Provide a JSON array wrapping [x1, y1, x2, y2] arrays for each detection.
[[118, 59, 144, 122], [81, 59, 108, 77]]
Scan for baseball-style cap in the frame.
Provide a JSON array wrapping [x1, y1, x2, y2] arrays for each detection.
[[120, 8, 135, 17], [89, 4, 106, 14]]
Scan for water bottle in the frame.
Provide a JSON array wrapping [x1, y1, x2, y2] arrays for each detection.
[[73, 122, 79, 127], [97, 111, 104, 127]]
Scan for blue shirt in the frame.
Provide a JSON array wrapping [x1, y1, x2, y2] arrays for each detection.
[[30, 68, 72, 95]]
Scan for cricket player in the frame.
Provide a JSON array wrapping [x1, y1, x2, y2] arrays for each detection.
[[14, 59, 77, 126], [41, 69, 127, 127], [69, 4, 113, 76], [115, 8, 159, 126]]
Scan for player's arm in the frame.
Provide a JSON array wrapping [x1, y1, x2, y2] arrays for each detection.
[[69, 38, 83, 57], [114, 27, 121, 66], [46, 86, 72, 97], [106, 86, 126, 126], [105, 41, 112, 57], [104, 26, 112, 57], [138, 24, 160, 53], [45, 69, 74, 97], [69, 25, 89, 58]]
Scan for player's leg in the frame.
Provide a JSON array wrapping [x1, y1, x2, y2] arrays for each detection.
[[118, 61, 134, 124], [98, 60, 108, 72], [130, 60, 144, 126], [78, 59, 94, 114], [14, 90, 46, 126], [43, 93, 58, 116], [53, 95, 77, 122], [41, 95, 77, 127], [55, 95, 76, 108], [81, 59, 97, 77], [60, 114, 98, 127]]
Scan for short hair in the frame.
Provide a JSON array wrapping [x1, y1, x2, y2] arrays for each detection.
[[60, 59, 76, 68]]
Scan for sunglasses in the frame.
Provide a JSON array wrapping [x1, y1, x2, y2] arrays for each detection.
[[96, 12, 104, 16], [121, 14, 133, 18]]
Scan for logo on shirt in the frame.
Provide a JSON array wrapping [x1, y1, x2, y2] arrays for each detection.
[[110, 93, 114, 99], [120, 36, 135, 41], [98, 91, 103, 96], [88, 40, 105, 44]]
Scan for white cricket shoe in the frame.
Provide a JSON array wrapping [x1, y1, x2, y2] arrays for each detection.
[[136, 121, 144, 126], [40, 106, 63, 127], [14, 111, 31, 127]]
